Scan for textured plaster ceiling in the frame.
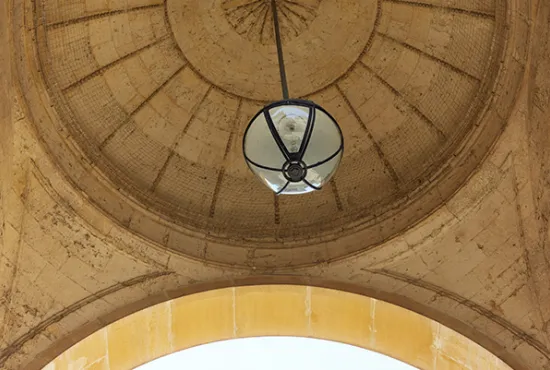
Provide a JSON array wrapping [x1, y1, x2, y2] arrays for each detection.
[[28, 0, 517, 267]]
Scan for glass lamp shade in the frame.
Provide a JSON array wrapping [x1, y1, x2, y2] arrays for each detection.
[[243, 99, 344, 195]]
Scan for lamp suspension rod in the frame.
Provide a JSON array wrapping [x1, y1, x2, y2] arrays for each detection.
[[271, 0, 289, 100]]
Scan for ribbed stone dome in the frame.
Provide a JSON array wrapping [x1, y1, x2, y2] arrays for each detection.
[[25, 0, 523, 267]]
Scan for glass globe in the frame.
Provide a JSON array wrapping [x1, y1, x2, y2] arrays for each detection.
[[243, 99, 344, 195]]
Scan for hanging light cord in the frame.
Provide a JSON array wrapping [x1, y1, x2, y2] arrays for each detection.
[[271, 0, 289, 100]]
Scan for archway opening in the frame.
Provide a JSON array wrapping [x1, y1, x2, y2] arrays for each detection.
[[43, 285, 512, 370], [136, 337, 417, 370]]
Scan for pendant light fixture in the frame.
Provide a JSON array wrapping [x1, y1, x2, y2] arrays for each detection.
[[242, 0, 344, 195]]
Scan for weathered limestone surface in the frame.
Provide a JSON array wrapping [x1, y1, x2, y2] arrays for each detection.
[[0, 0, 549, 369], [16, 0, 520, 268], [44, 286, 515, 370], [526, 0, 550, 349]]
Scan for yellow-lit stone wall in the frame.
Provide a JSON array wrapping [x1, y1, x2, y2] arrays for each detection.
[[0, 84, 548, 370], [43, 286, 513, 370], [1, 64, 547, 370], [1, 0, 549, 369]]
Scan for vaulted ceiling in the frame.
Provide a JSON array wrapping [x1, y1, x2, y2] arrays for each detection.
[[0, 0, 549, 368]]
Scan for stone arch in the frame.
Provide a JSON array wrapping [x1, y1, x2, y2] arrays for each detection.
[[42, 285, 512, 370]]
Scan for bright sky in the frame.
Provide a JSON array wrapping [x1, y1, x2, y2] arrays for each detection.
[[135, 336, 418, 370]]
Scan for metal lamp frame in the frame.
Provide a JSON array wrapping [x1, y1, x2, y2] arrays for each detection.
[[242, 0, 344, 195], [243, 100, 344, 194]]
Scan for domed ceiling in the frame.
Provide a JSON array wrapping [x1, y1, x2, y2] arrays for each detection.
[[29, 0, 516, 267]]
